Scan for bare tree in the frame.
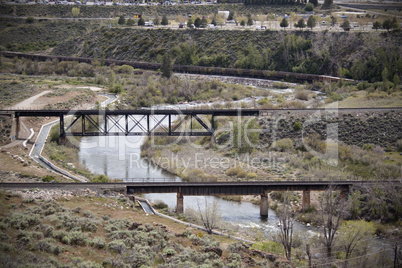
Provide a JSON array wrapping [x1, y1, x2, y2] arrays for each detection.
[[197, 198, 221, 234], [319, 186, 350, 258], [277, 192, 295, 261]]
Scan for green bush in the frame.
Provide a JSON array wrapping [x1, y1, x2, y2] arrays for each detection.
[[62, 231, 90, 246], [91, 236, 106, 249], [225, 166, 247, 177], [271, 138, 294, 152], [108, 239, 128, 254], [90, 174, 110, 183], [293, 121, 302, 131], [26, 17, 34, 24], [10, 213, 40, 229], [42, 175, 56, 182]]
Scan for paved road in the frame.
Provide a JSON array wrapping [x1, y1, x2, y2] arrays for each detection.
[[28, 93, 118, 180]]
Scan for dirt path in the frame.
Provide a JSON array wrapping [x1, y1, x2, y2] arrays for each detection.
[[9, 90, 51, 110]]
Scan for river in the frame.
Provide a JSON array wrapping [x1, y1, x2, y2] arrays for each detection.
[[77, 94, 395, 262], [78, 117, 317, 239]]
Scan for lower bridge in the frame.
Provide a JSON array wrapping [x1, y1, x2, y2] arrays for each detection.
[[1, 180, 395, 216]]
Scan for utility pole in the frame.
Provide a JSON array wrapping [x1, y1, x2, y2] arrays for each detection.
[[394, 242, 398, 268]]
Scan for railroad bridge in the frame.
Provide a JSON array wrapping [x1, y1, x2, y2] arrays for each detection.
[[3, 107, 401, 140], [4, 109, 259, 139], [1, 181, 394, 216]]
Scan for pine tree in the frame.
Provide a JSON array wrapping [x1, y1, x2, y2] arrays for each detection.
[[307, 16, 316, 30], [161, 15, 168, 26], [118, 15, 125, 25], [162, 54, 172, 79], [138, 17, 145, 26], [280, 18, 289, 30]]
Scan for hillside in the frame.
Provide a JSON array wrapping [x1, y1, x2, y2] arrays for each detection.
[[0, 188, 285, 267], [0, 4, 299, 18], [1, 17, 401, 81]]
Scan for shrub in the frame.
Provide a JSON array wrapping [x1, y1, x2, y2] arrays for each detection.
[[228, 242, 248, 253], [62, 231, 90, 246], [91, 236, 106, 249], [26, 17, 34, 24], [42, 175, 56, 182], [225, 166, 247, 177], [295, 90, 310, 101], [90, 174, 110, 183], [271, 138, 294, 152], [305, 3, 314, 12], [293, 121, 302, 131], [108, 239, 128, 254], [10, 213, 40, 229], [34, 238, 64, 255], [163, 247, 176, 257], [154, 200, 168, 210]]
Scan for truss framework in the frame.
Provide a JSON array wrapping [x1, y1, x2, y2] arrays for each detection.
[[61, 113, 215, 137]]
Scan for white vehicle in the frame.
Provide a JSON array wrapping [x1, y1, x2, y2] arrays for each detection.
[[145, 21, 154, 27]]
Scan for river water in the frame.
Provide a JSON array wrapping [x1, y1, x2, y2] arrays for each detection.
[[78, 120, 316, 238], [77, 92, 395, 259]]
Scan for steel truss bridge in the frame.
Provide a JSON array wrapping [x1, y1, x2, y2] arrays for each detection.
[[8, 109, 259, 138]]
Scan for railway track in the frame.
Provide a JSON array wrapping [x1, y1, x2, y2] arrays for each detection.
[[0, 51, 354, 83]]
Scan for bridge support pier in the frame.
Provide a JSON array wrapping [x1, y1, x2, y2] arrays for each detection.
[[260, 192, 268, 218], [176, 192, 184, 214], [302, 190, 311, 211], [15, 115, 20, 139]]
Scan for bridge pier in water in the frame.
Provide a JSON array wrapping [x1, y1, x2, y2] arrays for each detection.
[[302, 190, 311, 211], [260, 192, 269, 218]]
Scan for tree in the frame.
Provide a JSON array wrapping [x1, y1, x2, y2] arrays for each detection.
[[161, 54, 172, 79], [319, 187, 349, 258], [338, 221, 375, 268], [197, 198, 221, 234], [382, 67, 389, 82], [247, 14, 253, 26], [295, 18, 306, 30], [138, 17, 145, 26], [228, 11, 234, 21], [161, 15, 168, 26], [72, 7, 80, 17], [187, 17, 193, 28], [240, 20, 245, 27], [276, 192, 295, 261], [309, 0, 318, 7], [153, 16, 160, 26], [330, 15, 337, 26], [118, 15, 125, 25], [373, 21, 382, 30], [383, 18, 398, 31], [305, 3, 314, 12], [307, 16, 317, 30], [201, 17, 208, 28], [323, 0, 333, 8], [126, 18, 135, 26], [211, 17, 217, 26], [280, 18, 289, 30], [341, 19, 351, 31], [194, 17, 201, 28]]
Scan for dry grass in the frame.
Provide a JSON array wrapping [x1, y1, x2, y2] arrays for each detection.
[[336, 91, 402, 108]]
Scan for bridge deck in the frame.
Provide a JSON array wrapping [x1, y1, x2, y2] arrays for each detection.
[[0, 181, 396, 196]]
